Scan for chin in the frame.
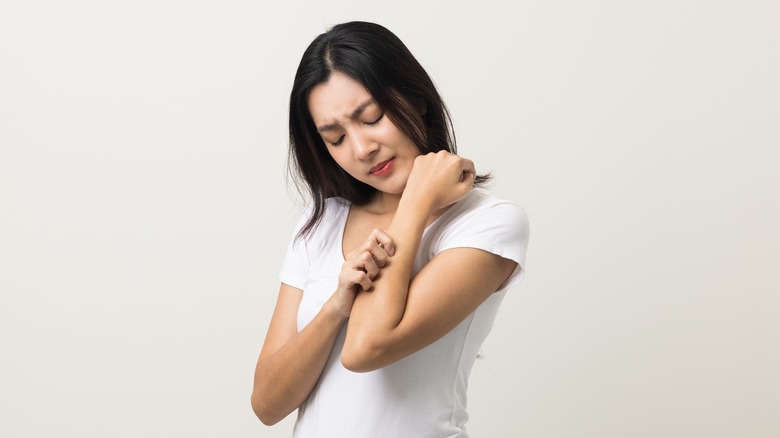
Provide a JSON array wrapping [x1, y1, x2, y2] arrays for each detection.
[[362, 173, 409, 196], [381, 180, 408, 195]]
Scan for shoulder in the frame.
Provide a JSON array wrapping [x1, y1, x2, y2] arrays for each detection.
[[445, 189, 528, 230], [324, 196, 351, 212], [292, 197, 351, 249], [320, 197, 351, 228], [295, 197, 350, 235], [285, 197, 350, 266], [423, 189, 529, 273]]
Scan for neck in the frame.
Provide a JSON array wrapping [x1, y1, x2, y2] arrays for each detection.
[[370, 190, 454, 225], [371, 191, 403, 215]]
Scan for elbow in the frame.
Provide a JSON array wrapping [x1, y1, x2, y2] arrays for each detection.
[[341, 336, 386, 373], [251, 391, 283, 426]]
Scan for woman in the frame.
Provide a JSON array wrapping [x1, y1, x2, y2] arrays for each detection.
[[252, 21, 529, 437]]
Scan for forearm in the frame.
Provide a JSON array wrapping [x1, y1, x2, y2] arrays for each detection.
[[343, 195, 432, 369], [252, 301, 346, 425]]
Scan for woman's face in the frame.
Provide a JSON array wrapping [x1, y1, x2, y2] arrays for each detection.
[[308, 71, 421, 196]]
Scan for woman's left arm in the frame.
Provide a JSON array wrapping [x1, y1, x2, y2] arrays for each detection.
[[341, 152, 519, 372]]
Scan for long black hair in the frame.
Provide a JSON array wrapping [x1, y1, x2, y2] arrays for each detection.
[[288, 21, 488, 238]]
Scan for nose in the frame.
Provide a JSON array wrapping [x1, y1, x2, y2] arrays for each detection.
[[350, 129, 378, 160]]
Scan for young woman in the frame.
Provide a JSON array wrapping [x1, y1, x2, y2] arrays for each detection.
[[252, 21, 529, 437]]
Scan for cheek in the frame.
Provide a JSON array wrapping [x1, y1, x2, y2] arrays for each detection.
[[381, 126, 417, 152], [328, 150, 350, 169], [327, 148, 366, 179]]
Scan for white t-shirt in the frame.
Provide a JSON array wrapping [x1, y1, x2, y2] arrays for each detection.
[[279, 189, 529, 438]]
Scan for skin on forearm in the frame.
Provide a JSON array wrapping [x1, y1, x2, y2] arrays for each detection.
[[252, 298, 346, 425], [342, 193, 435, 369]]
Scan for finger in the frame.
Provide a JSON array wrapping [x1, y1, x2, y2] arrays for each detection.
[[361, 252, 380, 279], [460, 169, 475, 182], [357, 273, 372, 291], [459, 159, 476, 182], [367, 246, 387, 268], [347, 269, 371, 290], [369, 239, 393, 266], [370, 229, 395, 257]]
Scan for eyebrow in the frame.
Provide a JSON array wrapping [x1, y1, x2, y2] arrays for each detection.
[[316, 99, 376, 133]]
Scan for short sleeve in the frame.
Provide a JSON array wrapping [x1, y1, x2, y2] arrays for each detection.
[[278, 207, 313, 290], [435, 199, 529, 290]]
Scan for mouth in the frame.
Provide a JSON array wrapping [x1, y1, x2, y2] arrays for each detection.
[[369, 158, 395, 175]]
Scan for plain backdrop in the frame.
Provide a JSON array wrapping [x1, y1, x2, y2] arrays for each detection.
[[1, 1, 778, 437]]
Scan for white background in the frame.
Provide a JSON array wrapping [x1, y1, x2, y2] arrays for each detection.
[[1, 1, 778, 437]]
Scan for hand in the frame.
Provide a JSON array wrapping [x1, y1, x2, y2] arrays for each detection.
[[328, 228, 396, 318], [403, 151, 476, 213]]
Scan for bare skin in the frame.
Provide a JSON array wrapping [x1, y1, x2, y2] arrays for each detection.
[[251, 72, 517, 424]]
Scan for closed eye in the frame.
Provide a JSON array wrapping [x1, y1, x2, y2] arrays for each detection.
[[365, 112, 385, 126], [326, 111, 382, 146]]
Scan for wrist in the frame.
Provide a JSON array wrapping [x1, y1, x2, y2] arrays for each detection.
[[323, 298, 350, 325], [397, 191, 436, 221]]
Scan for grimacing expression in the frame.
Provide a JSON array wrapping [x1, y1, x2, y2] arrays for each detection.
[[308, 72, 421, 195]]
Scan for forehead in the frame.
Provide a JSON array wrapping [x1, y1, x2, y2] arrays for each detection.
[[307, 72, 374, 126]]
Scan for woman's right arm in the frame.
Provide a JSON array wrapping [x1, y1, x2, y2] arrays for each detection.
[[251, 283, 348, 425]]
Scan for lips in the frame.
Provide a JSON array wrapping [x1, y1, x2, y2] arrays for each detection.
[[369, 158, 394, 174]]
